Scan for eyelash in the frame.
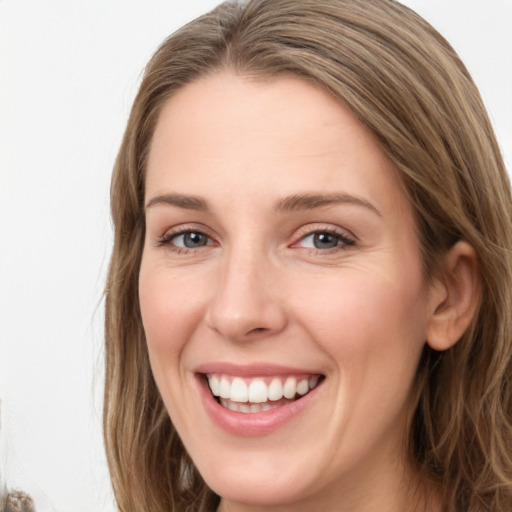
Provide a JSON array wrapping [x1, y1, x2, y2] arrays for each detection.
[[155, 226, 356, 254], [292, 227, 355, 252], [155, 227, 215, 254]]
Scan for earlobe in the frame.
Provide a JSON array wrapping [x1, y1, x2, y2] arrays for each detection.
[[426, 241, 481, 352]]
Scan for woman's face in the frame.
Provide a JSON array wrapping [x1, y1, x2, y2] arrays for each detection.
[[140, 72, 437, 510]]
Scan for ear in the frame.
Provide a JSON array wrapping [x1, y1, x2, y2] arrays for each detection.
[[426, 241, 481, 351]]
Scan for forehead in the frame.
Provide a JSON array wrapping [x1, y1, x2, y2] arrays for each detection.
[[145, 71, 409, 219]]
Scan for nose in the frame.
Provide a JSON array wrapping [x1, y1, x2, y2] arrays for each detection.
[[205, 247, 288, 342]]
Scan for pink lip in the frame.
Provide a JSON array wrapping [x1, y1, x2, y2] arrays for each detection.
[[195, 365, 324, 437], [195, 361, 318, 378]]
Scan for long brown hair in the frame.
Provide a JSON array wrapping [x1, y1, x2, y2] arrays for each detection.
[[104, 1, 512, 510]]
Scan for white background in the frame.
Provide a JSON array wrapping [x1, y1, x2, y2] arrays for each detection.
[[0, 1, 511, 511]]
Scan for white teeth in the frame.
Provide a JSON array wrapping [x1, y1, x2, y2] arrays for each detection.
[[248, 379, 267, 403], [219, 377, 231, 399], [230, 377, 248, 402], [220, 398, 292, 413], [297, 378, 309, 395], [268, 378, 283, 401], [283, 377, 297, 399], [209, 375, 220, 396], [207, 373, 322, 408]]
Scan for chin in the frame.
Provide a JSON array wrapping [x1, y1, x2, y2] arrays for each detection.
[[203, 462, 320, 509]]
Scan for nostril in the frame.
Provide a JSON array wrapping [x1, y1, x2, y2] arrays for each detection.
[[247, 327, 268, 336]]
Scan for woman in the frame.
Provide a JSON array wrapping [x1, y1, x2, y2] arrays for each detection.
[[103, 0, 512, 510]]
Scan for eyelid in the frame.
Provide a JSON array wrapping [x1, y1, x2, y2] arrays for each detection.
[[293, 222, 358, 243], [290, 223, 357, 247], [152, 222, 356, 252], [154, 223, 217, 248]]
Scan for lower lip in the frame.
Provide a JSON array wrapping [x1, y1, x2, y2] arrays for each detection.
[[197, 375, 322, 437]]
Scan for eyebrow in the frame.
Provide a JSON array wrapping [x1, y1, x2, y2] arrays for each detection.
[[144, 191, 381, 217], [273, 193, 381, 217], [145, 193, 209, 211]]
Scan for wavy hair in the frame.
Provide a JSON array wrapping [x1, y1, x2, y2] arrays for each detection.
[[104, 1, 512, 510]]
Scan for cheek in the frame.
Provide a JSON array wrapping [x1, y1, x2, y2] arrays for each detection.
[[138, 259, 214, 425], [138, 260, 210, 360], [285, 267, 428, 453], [288, 263, 428, 374]]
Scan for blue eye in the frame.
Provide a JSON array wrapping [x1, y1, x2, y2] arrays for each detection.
[[311, 232, 339, 249], [298, 231, 354, 250], [172, 231, 210, 248], [157, 230, 213, 250]]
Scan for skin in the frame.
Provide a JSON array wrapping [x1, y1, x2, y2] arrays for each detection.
[[139, 72, 450, 511]]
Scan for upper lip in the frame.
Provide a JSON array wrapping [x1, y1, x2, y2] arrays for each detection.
[[195, 362, 323, 378]]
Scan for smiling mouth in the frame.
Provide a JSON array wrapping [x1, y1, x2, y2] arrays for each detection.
[[204, 374, 324, 414]]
